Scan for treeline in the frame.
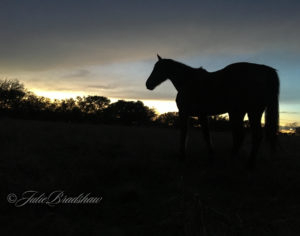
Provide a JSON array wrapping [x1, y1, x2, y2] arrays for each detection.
[[0, 79, 231, 129]]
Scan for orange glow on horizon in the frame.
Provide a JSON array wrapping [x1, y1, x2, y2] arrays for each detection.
[[32, 89, 89, 100], [280, 128, 296, 135], [30, 89, 298, 126], [110, 98, 178, 114], [31, 89, 178, 114]]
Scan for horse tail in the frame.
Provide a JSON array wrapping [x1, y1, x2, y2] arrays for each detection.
[[265, 69, 280, 150]]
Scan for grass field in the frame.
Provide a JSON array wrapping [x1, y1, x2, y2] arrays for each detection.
[[1, 118, 300, 235]]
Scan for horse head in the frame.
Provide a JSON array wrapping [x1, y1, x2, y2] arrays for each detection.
[[146, 54, 169, 90]]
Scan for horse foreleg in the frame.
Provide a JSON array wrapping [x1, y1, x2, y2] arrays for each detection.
[[199, 115, 214, 161], [179, 113, 188, 161], [247, 111, 263, 170]]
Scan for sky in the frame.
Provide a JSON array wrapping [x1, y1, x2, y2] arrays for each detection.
[[0, 0, 300, 125]]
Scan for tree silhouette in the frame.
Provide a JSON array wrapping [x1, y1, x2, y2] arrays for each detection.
[[20, 92, 51, 111], [77, 96, 110, 114], [0, 79, 26, 110], [17, 92, 51, 119], [103, 100, 156, 125], [155, 112, 179, 127], [208, 115, 231, 131]]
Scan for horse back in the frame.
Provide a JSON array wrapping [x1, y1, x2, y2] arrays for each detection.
[[176, 62, 278, 115]]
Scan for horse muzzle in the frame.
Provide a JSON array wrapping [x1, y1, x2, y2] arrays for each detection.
[[146, 81, 154, 90]]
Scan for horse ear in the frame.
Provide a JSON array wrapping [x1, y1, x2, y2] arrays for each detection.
[[157, 54, 162, 61]]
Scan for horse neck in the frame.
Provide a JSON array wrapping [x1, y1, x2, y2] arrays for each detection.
[[168, 63, 195, 91]]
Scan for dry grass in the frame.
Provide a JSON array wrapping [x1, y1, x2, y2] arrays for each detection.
[[1, 118, 300, 235]]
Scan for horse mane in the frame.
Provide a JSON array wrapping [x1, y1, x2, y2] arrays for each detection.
[[197, 67, 208, 74], [165, 59, 192, 69], [195, 67, 209, 79], [163, 59, 210, 82], [197, 66, 206, 71], [166, 59, 208, 74]]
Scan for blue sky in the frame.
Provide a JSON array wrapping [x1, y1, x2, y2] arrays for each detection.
[[0, 0, 299, 124]]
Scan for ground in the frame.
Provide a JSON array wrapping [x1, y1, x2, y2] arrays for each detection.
[[1, 118, 300, 236]]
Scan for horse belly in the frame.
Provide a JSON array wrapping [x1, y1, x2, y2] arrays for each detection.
[[176, 94, 231, 115]]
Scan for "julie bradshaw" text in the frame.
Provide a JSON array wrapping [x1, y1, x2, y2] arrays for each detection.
[[7, 190, 102, 207]]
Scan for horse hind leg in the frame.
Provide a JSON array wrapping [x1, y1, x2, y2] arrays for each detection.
[[247, 110, 264, 170]]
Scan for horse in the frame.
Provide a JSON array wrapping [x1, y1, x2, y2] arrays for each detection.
[[146, 55, 280, 169]]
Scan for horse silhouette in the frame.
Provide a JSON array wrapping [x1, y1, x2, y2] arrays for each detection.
[[146, 55, 279, 169]]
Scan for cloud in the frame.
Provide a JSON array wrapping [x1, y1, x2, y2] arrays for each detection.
[[62, 69, 91, 78], [0, 0, 299, 112], [0, 0, 300, 72], [280, 111, 300, 114], [87, 84, 116, 90]]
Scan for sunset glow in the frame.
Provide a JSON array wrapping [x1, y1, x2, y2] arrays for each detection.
[[141, 100, 178, 114], [29, 88, 299, 127], [32, 90, 178, 114], [110, 98, 178, 114], [0, 0, 299, 126], [32, 89, 90, 101]]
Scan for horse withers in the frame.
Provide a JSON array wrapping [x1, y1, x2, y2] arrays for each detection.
[[146, 55, 279, 169]]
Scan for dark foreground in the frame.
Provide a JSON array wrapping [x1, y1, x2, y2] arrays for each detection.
[[1, 118, 300, 236]]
